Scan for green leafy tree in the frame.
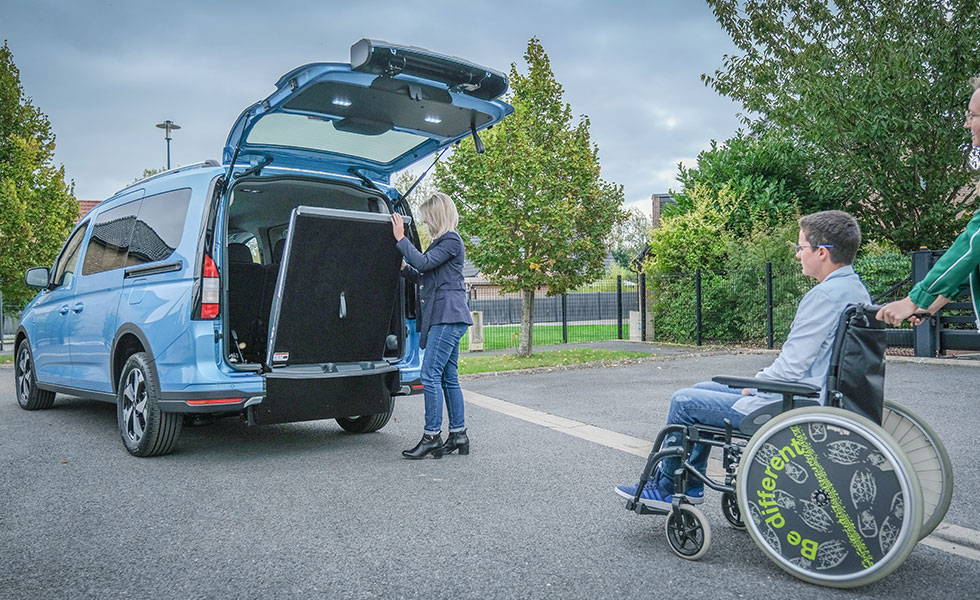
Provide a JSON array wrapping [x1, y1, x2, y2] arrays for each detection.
[[704, 0, 980, 251], [610, 208, 651, 269], [0, 41, 77, 308], [671, 130, 841, 237], [436, 38, 626, 356]]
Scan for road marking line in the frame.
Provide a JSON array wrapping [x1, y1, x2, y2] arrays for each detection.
[[463, 389, 980, 563]]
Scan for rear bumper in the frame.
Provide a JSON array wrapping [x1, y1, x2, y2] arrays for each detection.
[[158, 389, 263, 413], [159, 363, 406, 418], [252, 364, 399, 425]]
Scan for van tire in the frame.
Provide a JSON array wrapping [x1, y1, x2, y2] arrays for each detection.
[[14, 340, 56, 410], [117, 352, 182, 457], [336, 407, 393, 433]]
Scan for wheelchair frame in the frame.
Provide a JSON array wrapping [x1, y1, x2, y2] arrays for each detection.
[[622, 304, 954, 588]]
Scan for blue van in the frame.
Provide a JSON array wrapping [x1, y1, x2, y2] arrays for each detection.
[[14, 40, 513, 456]]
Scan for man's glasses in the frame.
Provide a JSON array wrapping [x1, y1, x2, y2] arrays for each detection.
[[793, 244, 834, 252]]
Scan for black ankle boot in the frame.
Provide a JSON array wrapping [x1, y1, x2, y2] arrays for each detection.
[[402, 434, 444, 459], [440, 430, 469, 455]]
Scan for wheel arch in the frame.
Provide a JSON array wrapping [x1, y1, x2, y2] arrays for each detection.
[[111, 324, 154, 393]]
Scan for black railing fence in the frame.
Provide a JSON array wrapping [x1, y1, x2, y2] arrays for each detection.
[[462, 260, 943, 353]]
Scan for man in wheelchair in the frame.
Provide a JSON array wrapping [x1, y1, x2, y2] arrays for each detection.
[[615, 210, 871, 510]]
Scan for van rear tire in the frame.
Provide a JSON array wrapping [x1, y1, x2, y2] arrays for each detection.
[[117, 352, 182, 457], [336, 406, 393, 433]]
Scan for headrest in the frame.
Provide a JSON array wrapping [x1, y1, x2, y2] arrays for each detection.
[[273, 239, 286, 263], [228, 243, 253, 263]]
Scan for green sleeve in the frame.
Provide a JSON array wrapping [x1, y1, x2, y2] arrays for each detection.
[[909, 209, 980, 308]]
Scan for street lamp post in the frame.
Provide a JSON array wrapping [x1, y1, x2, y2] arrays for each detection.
[[155, 120, 181, 170]]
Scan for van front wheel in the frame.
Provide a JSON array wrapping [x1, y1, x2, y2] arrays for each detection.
[[117, 352, 182, 457], [336, 407, 393, 433]]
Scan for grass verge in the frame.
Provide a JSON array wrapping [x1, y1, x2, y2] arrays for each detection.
[[461, 324, 629, 352], [0, 354, 13, 365], [458, 348, 650, 375]]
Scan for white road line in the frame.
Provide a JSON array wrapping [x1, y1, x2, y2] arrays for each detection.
[[464, 389, 980, 563]]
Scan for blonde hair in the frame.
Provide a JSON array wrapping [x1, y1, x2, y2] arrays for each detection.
[[419, 192, 459, 240]]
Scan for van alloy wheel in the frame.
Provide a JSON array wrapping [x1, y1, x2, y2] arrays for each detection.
[[116, 352, 182, 457], [121, 368, 148, 443], [14, 341, 55, 410]]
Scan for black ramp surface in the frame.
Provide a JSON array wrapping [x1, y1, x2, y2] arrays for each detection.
[[269, 208, 402, 365]]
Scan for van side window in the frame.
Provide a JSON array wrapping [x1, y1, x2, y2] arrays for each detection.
[[52, 221, 89, 287], [129, 189, 191, 264], [82, 200, 140, 275], [81, 189, 192, 275]]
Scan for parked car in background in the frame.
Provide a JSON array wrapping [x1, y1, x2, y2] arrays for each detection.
[[14, 39, 512, 456]]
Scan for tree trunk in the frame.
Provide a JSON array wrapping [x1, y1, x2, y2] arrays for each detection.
[[518, 289, 535, 357]]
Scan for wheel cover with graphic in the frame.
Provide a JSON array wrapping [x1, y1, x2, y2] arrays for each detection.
[[736, 407, 922, 588], [122, 367, 149, 443]]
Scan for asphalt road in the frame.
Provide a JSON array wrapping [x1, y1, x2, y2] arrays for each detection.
[[1, 351, 978, 599]]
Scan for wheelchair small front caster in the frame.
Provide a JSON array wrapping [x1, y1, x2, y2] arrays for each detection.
[[665, 504, 711, 560], [721, 491, 745, 530]]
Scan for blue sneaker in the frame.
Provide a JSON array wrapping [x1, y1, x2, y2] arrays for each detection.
[[685, 486, 706, 504], [615, 482, 705, 510]]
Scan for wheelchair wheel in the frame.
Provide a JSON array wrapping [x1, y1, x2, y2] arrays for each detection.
[[737, 407, 922, 588], [721, 491, 745, 530], [665, 504, 711, 560], [881, 400, 953, 539]]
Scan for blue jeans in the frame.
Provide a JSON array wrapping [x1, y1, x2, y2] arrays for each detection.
[[657, 381, 745, 495], [421, 323, 468, 435]]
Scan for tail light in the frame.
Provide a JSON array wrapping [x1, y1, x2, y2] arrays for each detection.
[[201, 254, 220, 319]]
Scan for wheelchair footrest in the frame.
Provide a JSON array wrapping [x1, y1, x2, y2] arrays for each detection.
[[625, 500, 669, 516]]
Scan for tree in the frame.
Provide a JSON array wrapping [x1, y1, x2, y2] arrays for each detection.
[[671, 129, 842, 237], [134, 167, 166, 183], [0, 41, 77, 308], [392, 169, 437, 249], [610, 208, 651, 269], [436, 38, 626, 356], [704, 0, 980, 251]]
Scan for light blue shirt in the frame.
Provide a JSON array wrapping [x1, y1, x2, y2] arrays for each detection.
[[733, 265, 872, 414]]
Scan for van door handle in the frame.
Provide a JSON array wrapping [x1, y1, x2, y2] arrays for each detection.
[[59, 305, 70, 315], [72, 302, 84, 314]]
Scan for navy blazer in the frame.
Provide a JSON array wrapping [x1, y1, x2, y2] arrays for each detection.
[[397, 232, 472, 349]]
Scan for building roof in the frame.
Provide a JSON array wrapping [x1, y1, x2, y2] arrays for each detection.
[[78, 200, 100, 223]]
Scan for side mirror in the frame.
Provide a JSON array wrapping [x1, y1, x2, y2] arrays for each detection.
[[25, 267, 50, 289]]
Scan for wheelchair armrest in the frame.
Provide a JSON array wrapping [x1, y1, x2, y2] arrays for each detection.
[[711, 375, 820, 398]]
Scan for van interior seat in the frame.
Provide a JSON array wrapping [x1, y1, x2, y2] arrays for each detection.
[[227, 242, 266, 358]]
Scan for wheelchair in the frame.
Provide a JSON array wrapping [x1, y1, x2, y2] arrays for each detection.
[[622, 304, 954, 588]]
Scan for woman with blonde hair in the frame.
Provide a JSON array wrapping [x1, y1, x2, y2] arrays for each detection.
[[878, 75, 980, 327], [391, 192, 472, 459]]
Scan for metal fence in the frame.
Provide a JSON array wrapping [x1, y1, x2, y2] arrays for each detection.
[[462, 263, 919, 352], [464, 276, 640, 351]]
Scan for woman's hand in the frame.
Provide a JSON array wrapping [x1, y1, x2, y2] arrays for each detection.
[[391, 212, 405, 242]]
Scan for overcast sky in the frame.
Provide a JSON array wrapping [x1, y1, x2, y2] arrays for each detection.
[[1, 0, 745, 217]]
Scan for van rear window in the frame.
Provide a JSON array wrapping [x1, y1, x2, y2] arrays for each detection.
[[82, 189, 192, 275]]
